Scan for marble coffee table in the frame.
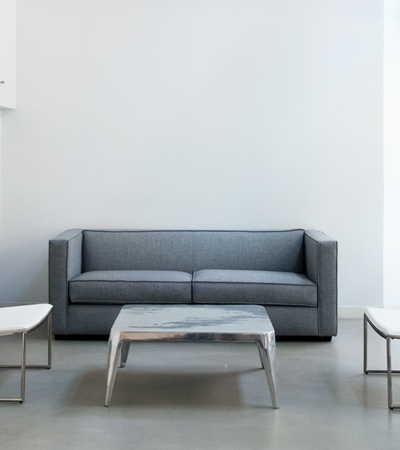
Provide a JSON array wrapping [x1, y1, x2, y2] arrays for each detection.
[[104, 304, 278, 408]]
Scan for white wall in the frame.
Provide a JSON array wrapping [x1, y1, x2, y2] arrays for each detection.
[[0, 113, 1, 231], [0, 0, 383, 309], [384, 0, 400, 308]]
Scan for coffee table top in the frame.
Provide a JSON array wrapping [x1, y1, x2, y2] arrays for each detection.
[[111, 305, 274, 339]]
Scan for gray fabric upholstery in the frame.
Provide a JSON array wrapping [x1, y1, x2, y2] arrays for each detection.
[[82, 231, 193, 272], [48, 228, 338, 338], [67, 304, 124, 335], [265, 305, 319, 336], [63, 304, 320, 337], [304, 230, 338, 336], [48, 229, 83, 334], [69, 270, 192, 304], [81, 229, 305, 272], [192, 269, 317, 306], [192, 230, 305, 272]]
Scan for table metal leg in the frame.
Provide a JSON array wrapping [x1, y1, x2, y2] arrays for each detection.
[[105, 333, 122, 407], [257, 344, 265, 369], [120, 341, 130, 368], [257, 333, 279, 409]]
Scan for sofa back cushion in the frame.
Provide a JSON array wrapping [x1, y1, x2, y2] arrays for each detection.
[[82, 229, 305, 273], [192, 230, 305, 273], [82, 230, 193, 272]]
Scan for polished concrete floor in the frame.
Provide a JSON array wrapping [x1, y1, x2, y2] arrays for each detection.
[[0, 319, 400, 450]]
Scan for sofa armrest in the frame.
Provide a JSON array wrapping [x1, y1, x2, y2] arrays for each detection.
[[48, 229, 83, 334], [304, 230, 338, 337]]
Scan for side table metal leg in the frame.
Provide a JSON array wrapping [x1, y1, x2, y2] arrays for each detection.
[[387, 337, 394, 409], [105, 333, 122, 407], [47, 313, 52, 369], [363, 314, 368, 373], [257, 333, 279, 409], [20, 332, 27, 403]]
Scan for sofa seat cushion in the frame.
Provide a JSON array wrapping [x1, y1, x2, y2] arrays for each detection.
[[192, 269, 317, 306], [69, 270, 192, 304]]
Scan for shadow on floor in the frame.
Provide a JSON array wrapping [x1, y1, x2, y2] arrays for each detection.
[[66, 367, 266, 409]]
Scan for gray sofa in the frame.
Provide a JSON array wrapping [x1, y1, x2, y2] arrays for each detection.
[[48, 229, 338, 338]]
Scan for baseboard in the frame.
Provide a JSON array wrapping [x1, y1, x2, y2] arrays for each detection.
[[338, 306, 364, 319]]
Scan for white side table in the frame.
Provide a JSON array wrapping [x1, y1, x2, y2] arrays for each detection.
[[364, 307, 400, 409], [0, 304, 53, 403]]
